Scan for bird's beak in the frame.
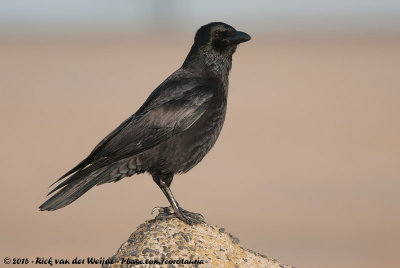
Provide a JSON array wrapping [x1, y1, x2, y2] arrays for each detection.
[[227, 31, 251, 45]]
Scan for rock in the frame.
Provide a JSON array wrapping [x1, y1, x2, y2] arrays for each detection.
[[103, 208, 291, 268]]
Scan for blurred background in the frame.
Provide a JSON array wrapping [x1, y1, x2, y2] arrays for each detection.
[[1, 1, 399, 267]]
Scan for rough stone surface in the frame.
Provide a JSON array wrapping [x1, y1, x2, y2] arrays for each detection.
[[103, 209, 291, 268]]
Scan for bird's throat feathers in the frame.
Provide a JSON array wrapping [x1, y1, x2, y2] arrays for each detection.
[[183, 43, 233, 80], [201, 48, 233, 79]]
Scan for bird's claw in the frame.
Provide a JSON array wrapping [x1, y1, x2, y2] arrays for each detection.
[[176, 208, 205, 225], [151, 206, 161, 215], [152, 206, 205, 225], [152, 206, 174, 215]]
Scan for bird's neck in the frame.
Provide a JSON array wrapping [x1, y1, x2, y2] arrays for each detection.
[[182, 45, 232, 81]]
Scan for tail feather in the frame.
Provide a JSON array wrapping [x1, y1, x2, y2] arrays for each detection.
[[48, 155, 95, 188], [39, 167, 109, 211], [40, 157, 142, 211], [47, 158, 114, 196]]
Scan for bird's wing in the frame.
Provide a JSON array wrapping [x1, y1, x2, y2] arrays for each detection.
[[46, 85, 214, 195], [53, 77, 207, 184], [51, 116, 133, 184], [95, 85, 214, 159]]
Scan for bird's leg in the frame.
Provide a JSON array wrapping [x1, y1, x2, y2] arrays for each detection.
[[160, 181, 205, 225], [153, 175, 204, 225]]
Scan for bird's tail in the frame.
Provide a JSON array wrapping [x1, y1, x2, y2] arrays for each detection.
[[39, 156, 144, 211], [39, 167, 110, 211]]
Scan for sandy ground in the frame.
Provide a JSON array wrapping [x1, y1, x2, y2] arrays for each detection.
[[1, 35, 399, 268]]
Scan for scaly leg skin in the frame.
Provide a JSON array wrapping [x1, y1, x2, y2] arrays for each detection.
[[155, 181, 205, 225]]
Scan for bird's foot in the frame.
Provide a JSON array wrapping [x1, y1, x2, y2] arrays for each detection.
[[152, 206, 174, 218], [152, 206, 205, 225], [178, 208, 205, 225]]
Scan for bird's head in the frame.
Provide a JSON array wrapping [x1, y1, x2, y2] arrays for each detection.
[[193, 22, 251, 56], [183, 22, 250, 76]]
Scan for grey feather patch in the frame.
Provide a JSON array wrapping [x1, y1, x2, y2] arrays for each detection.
[[128, 158, 137, 169], [126, 170, 134, 176], [119, 162, 129, 174], [110, 168, 120, 179], [136, 157, 142, 172]]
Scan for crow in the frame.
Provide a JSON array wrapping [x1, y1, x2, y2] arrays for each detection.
[[39, 22, 251, 224]]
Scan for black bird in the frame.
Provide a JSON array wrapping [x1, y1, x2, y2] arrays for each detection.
[[39, 22, 251, 224]]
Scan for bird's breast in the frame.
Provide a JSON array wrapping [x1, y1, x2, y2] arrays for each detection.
[[176, 97, 227, 172], [147, 96, 227, 175]]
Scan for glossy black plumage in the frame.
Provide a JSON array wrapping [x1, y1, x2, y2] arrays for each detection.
[[39, 22, 250, 224]]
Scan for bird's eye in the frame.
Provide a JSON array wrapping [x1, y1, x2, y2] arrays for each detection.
[[213, 30, 233, 48], [215, 30, 229, 39]]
